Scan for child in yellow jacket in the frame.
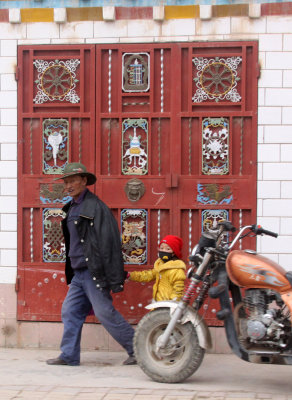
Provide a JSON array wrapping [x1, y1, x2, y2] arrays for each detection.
[[129, 235, 186, 302]]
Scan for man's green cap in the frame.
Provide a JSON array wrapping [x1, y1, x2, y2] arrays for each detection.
[[54, 162, 97, 186]]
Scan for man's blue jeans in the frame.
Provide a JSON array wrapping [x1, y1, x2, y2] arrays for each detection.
[[59, 268, 134, 365]]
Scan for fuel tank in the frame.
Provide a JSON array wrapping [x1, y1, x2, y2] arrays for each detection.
[[226, 250, 292, 294]]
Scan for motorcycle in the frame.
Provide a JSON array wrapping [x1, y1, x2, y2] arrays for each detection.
[[133, 221, 292, 383]]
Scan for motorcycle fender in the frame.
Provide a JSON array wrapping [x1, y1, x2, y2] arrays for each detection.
[[145, 301, 212, 350]]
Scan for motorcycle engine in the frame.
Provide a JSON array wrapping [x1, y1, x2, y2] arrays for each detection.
[[235, 289, 289, 349]]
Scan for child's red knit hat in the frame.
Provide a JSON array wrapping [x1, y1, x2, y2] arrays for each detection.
[[159, 235, 183, 259]]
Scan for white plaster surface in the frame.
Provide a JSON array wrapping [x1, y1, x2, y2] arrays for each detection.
[[1, 144, 17, 161], [258, 107, 281, 125], [196, 17, 229, 35], [1, 74, 17, 91], [259, 33, 282, 51], [258, 181, 280, 198], [231, 16, 266, 34], [0, 110, 17, 127], [267, 15, 292, 33], [102, 6, 116, 21], [283, 70, 292, 87], [60, 22, 94, 39], [54, 8, 67, 23], [1, 214, 17, 231], [1, 249, 17, 266], [249, 3, 261, 19], [0, 39, 17, 56], [0, 179, 17, 196], [258, 70, 282, 88], [0, 267, 16, 283], [27, 22, 59, 39]]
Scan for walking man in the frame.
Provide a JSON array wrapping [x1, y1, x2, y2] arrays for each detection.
[[46, 162, 136, 366]]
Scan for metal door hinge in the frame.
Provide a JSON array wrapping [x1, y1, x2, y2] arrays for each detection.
[[15, 67, 20, 81], [15, 275, 20, 292], [256, 62, 261, 79]]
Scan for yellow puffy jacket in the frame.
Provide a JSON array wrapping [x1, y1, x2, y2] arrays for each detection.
[[129, 258, 186, 301]]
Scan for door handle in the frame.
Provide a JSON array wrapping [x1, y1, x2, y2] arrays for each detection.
[[166, 173, 179, 188]]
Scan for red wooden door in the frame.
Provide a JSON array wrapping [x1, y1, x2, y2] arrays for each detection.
[[17, 45, 96, 321], [17, 42, 258, 324]]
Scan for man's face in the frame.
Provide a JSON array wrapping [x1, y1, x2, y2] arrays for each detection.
[[63, 175, 87, 200]]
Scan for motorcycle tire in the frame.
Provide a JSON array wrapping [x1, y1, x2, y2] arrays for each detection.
[[134, 308, 205, 383]]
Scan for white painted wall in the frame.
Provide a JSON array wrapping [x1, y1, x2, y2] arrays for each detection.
[[1, 14, 292, 285]]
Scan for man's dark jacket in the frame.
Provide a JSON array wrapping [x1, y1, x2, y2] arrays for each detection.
[[61, 190, 125, 293]]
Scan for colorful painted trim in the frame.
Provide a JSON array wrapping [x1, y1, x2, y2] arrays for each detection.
[[1, 0, 292, 8], [1, 2, 292, 22]]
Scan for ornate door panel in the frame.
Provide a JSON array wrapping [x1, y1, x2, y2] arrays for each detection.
[[96, 45, 176, 323], [17, 45, 96, 320], [17, 42, 258, 324], [178, 42, 258, 324]]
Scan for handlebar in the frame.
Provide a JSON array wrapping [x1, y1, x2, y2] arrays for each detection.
[[251, 224, 278, 238], [228, 223, 278, 250], [189, 221, 279, 267]]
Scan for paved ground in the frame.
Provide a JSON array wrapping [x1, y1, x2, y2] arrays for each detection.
[[0, 348, 291, 399]]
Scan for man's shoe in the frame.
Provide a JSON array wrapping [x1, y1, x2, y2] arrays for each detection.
[[123, 355, 137, 365], [46, 357, 68, 366]]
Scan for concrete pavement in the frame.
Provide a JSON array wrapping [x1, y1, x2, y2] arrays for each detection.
[[0, 348, 291, 399]]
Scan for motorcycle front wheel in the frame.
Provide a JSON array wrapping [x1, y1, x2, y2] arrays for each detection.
[[134, 308, 205, 383]]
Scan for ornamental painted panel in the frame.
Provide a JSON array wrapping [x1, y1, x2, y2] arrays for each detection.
[[202, 209, 229, 232], [43, 208, 66, 263], [122, 118, 148, 175], [192, 57, 241, 103], [43, 118, 69, 174], [197, 183, 233, 205], [202, 117, 229, 175], [33, 59, 80, 104], [122, 53, 150, 92], [121, 209, 147, 265], [40, 183, 71, 204]]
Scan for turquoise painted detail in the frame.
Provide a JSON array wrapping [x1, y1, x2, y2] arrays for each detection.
[[0, 0, 291, 9]]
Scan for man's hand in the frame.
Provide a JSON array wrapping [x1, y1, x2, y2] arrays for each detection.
[[111, 284, 124, 293], [124, 271, 130, 280]]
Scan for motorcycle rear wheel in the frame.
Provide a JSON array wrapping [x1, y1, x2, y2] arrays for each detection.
[[134, 308, 205, 383]]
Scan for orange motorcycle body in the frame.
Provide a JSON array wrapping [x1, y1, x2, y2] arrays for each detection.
[[226, 250, 292, 317]]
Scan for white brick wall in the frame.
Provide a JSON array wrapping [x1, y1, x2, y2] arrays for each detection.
[[258, 181, 280, 198], [258, 34, 282, 51], [1, 214, 17, 231], [1, 110, 17, 126], [60, 22, 93, 39], [1, 74, 17, 91], [1, 249, 17, 266], [258, 107, 281, 125], [0, 14, 292, 283], [161, 19, 196, 36], [267, 16, 292, 33], [258, 70, 282, 88], [282, 108, 292, 124], [231, 16, 266, 34], [27, 23, 59, 39], [263, 163, 292, 181], [0, 39, 17, 56], [1, 179, 17, 196]]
